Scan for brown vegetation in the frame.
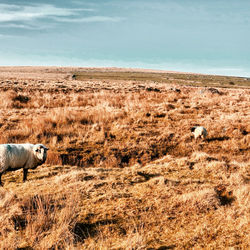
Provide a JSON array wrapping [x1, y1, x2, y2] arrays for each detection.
[[0, 67, 249, 249]]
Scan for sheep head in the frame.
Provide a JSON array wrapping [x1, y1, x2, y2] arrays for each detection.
[[190, 126, 197, 133], [33, 144, 49, 163]]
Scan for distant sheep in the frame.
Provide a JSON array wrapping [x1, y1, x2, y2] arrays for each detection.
[[0, 144, 48, 186], [191, 126, 208, 140]]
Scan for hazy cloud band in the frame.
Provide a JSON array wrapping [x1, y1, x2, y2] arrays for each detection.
[[0, 3, 122, 28]]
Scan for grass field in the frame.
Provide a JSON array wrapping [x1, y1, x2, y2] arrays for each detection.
[[0, 67, 249, 249], [74, 70, 250, 88]]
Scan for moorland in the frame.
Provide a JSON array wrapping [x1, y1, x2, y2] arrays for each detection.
[[0, 66, 249, 249]]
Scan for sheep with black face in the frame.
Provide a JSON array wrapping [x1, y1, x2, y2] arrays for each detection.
[[0, 144, 48, 186]]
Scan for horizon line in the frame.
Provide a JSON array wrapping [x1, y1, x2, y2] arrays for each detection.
[[0, 65, 249, 78]]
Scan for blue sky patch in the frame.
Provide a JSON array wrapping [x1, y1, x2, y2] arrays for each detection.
[[0, 0, 249, 76]]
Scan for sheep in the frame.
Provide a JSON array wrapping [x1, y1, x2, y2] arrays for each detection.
[[190, 126, 208, 140], [0, 144, 48, 186]]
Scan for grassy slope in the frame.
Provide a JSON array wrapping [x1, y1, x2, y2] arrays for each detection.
[[74, 70, 250, 88], [1, 155, 249, 249], [0, 67, 249, 249]]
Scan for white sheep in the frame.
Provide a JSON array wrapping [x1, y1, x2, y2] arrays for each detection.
[[0, 143, 48, 186], [190, 126, 208, 140]]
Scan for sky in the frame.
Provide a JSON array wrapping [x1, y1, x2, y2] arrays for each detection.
[[0, 0, 249, 77]]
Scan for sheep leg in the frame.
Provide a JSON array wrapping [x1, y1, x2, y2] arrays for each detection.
[[23, 169, 28, 182]]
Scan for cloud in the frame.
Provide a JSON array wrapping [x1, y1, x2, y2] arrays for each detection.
[[0, 3, 122, 29], [0, 4, 78, 22], [52, 16, 124, 23], [0, 23, 47, 30], [0, 33, 15, 39]]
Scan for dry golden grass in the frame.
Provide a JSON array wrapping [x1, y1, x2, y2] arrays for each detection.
[[0, 67, 249, 249]]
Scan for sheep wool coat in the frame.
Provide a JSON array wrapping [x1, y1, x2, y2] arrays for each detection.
[[0, 144, 47, 172]]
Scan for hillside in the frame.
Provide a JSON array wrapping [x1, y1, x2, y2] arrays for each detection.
[[0, 67, 249, 249]]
